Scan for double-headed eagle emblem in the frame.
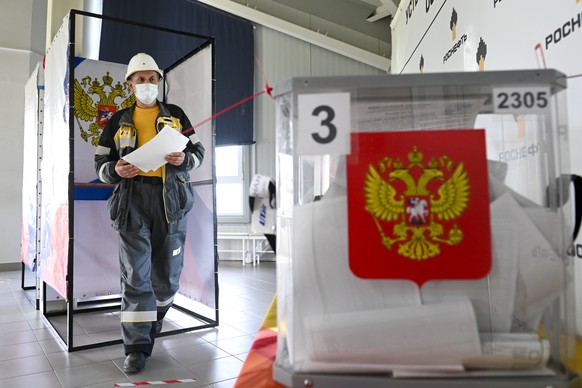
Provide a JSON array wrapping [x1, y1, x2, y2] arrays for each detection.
[[74, 72, 135, 145], [365, 145, 469, 261]]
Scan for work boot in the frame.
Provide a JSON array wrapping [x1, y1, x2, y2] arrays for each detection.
[[156, 319, 163, 335], [123, 352, 148, 373]]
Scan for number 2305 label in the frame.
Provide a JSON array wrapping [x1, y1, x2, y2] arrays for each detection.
[[492, 86, 550, 114]]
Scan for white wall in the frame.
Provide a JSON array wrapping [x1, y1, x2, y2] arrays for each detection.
[[0, 0, 46, 266]]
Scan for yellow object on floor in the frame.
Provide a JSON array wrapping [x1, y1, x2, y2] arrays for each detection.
[[234, 296, 283, 388]]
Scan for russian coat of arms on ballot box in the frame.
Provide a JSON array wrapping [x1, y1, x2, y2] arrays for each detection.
[[346, 129, 491, 286]]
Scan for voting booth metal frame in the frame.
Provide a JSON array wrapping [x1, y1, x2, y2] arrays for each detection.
[[25, 9, 219, 352], [272, 70, 579, 387]]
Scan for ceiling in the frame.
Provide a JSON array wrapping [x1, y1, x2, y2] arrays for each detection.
[[223, 0, 401, 60]]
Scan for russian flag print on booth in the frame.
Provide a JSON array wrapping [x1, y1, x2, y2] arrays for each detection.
[[346, 129, 491, 286]]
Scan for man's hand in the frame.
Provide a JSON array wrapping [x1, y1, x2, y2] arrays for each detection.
[[115, 160, 140, 178], [165, 152, 185, 166]]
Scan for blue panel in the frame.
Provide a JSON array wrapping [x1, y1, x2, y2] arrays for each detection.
[[74, 182, 114, 200]]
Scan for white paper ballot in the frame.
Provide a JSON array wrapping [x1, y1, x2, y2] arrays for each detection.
[[352, 97, 484, 133], [304, 300, 482, 365], [288, 190, 421, 368], [293, 193, 421, 316], [499, 192, 566, 331], [421, 195, 519, 333], [463, 338, 550, 370], [122, 125, 189, 172]]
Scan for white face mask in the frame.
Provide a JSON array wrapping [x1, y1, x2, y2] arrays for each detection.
[[134, 83, 159, 105]]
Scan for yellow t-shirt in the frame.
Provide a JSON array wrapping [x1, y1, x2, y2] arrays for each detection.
[[134, 105, 163, 178]]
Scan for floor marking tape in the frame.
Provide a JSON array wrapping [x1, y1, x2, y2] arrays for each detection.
[[114, 379, 196, 386]]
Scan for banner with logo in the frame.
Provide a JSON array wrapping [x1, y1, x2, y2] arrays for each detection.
[[73, 57, 133, 185], [21, 62, 42, 272], [69, 58, 127, 298], [35, 53, 135, 299], [40, 17, 70, 298], [392, 0, 582, 76], [391, 0, 582, 332]]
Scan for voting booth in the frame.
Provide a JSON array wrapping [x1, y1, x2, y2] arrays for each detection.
[[21, 10, 217, 351], [272, 70, 579, 387]]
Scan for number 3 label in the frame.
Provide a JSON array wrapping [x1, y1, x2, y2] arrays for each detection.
[[492, 86, 550, 114], [298, 93, 351, 155]]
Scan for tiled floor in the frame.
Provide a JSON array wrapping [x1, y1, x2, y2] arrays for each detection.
[[0, 260, 276, 388]]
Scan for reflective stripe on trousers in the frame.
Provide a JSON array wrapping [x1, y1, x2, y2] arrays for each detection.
[[118, 181, 187, 355]]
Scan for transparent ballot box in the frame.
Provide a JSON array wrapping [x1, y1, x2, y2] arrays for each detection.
[[272, 70, 578, 387]]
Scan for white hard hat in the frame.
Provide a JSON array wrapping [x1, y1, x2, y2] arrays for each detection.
[[125, 53, 163, 80]]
